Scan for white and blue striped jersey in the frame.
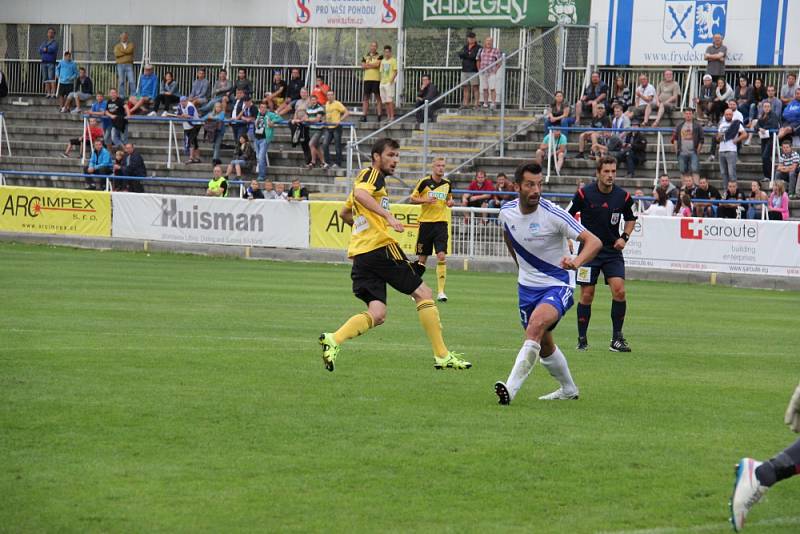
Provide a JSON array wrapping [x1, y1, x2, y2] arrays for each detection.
[[498, 198, 586, 289]]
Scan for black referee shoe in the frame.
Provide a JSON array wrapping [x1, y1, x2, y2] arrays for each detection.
[[576, 336, 589, 351], [609, 336, 631, 353]]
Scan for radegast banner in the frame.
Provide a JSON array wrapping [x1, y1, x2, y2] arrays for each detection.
[[591, 0, 800, 66], [0, 186, 111, 237], [289, 0, 401, 28], [404, 0, 590, 28], [112, 193, 310, 248]]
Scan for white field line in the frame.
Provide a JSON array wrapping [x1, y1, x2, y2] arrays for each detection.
[[601, 515, 800, 534]]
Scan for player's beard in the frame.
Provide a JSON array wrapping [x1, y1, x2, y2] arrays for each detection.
[[523, 192, 539, 210]]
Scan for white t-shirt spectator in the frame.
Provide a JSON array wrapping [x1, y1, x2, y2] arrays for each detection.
[[635, 84, 656, 106], [179, 102, 200, 130], [642, 200, 674, 216], [718, 118, 745, 153]]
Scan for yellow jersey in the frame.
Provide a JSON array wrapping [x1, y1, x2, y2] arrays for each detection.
[[325, 100, 347, 128], [413, 175, 452, 223], [361, 53, 382, 82], [347, 167, 397, 257]]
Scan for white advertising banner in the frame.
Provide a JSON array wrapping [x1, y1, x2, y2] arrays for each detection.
[[591, 0, 798, 66], [112, 193, 309, 249], [288, 0, 401, 28], [623, 216, 800, 277]]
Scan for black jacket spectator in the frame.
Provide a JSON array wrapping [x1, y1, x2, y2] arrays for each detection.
[[120, 150, 146, 193], [0, 70, 9, 98], [416, 81, 441, 123], [458, 44, 481, 73], [74, 75, 93, 96]]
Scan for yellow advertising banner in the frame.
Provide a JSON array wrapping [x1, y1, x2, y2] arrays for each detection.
[[0, 186, 112, 237], [309, 201, 451, 255]]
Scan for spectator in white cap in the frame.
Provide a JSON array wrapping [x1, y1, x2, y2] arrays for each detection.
[[695, 74, 715, 122]]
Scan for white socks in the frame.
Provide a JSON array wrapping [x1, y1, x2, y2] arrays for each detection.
[[506, 340, 540, 400], [540, 346, 578, 395]]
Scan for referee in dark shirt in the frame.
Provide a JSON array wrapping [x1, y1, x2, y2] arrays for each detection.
[[568, 156, 637, 352]]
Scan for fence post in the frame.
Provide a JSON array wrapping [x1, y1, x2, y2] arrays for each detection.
[[0, 113, 8, 159], [545, 131, 554, 183], [80, 116, 88, 165], [770, 131, 777, 189], [167, 120, 174, 169], [468, 211, 475, 258], [654, 131, 663, 186], [556, 25, 566, 92], [422, 100, 430, 175], [499, 54, 507, 158]]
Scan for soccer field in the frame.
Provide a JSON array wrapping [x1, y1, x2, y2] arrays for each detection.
[[1, 242, 799, 533]]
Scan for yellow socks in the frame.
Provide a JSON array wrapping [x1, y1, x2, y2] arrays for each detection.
[[436, 261, 447, 294], [333, 312, 374, 344], [416, 299, 448, 357]]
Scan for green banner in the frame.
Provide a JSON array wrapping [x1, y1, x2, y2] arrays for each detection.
[[403, 0, 590, 28]]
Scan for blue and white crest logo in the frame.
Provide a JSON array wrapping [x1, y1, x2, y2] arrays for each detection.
[[663, 1, 727, 46], [529, 222, 540, 234]]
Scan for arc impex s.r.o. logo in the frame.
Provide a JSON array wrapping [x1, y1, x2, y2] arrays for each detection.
[[2, 192, 97, 220]]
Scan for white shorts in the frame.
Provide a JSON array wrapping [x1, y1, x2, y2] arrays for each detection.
[[479, 72, 498, 92], [379, 83, 395, 103]]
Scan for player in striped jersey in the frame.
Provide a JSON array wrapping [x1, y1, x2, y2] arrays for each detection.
[[494, 162, 601, 405], [318, 138, 471, 372]]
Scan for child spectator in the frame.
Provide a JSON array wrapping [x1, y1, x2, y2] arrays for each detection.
[[62, 118, 103, 158], [243, 179, 265, 200], [273, 182, 289, 200], [287, 178, 309, 201], [767, 180, 789, 220], [112, 149, 126, 191], [104, 88, 128, 146], [88, 92, 112, 145], [56, 52, 78, 111], [174, 96, 202, 164], [677, 193, 693, 217]]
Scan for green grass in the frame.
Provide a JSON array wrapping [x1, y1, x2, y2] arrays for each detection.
[[1, 242, 799, 533]]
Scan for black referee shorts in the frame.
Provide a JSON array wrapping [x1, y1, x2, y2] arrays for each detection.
[[577, 248, 626, 286], [416, 221, 448, 256], [351, 243, 423, 304]]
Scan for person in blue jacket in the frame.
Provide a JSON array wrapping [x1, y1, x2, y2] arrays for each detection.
[[55, 52, 78, 110], [778, 87, 800, 143], [39, 27, 58, 98], [83, 138, 113, 190], [128, 64, 159, 115]]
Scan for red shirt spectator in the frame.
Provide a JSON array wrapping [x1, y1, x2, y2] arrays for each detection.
[[462, 171, 495, 208], [312, 79, 330, 105]]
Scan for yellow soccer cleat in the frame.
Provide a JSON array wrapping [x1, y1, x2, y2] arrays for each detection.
[[318, 332, 339, 372], [434, 351, 472, 370]]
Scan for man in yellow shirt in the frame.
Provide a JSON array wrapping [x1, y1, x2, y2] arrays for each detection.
[[360, 42, 383, 122], [322, 89, 349, 169], [379, 45, 398, 122], [410, 157, 453, 302], [113, 32, 136, 99], [319, 138, 470, 372]]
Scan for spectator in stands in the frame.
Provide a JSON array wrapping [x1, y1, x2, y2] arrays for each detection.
[[676, 175, 697, 214], [575, 71, 608, 125], [151, 71, 179, 115], [243, 179, 264, 200], [618, 122, 647, 178], [312, 76, 330, 106], [750, 78, 766, 122], [704, 33, 727, 82], [253, 101, 282, 179], [201, 69, 232, 114], [778, 87, 800, 143], [39, 27, 58, 98], [576, 104, 609, 159], [175, 96, 202, 164], [112, 149, 126, 191], [84, 138, 113, 190], [56, 52, 78, 111], [535, 127, 567, 175], [240, 95, 258, 141], [202, 101, 226, 165], [289, 88, 311, 166], [415, 74, 441, 125], [88, 92, 111, 145], [127, 64, 158, 115], [273, 181, 289, 201], [602, 104, 631, 161], [458, 32, 481, 109], [629, 74, 656, 126], [361, 42, 383, 122], [262, 180, 278, 199], [489, 172, 515, 209], [759, 85, 783, 120], [62, 118, 103, 158], [63, 67, 93, 114], [695, 74, 715, 122], [735, 77, 754, 125], [206, 165, 228, 197], [780, 73, 797, 107], [116, 142, 146, 193], [775, 140, 799, 198], [230, 88, 248, 141], [641, 187, 674, 216], [716, 107, 747, 189], [380, 46, 398, 122], [609, 75, 631, 113], [747, 180, 769, 219], [114, 32, 135, 99], [276, 68, 304, 116], [718, 180, 746, 219], [322, 89, 349, 169], [655, 174, 679, 204], [672, 108, 703, 184], [758, 101, 781, 180], [544, 90, 574, 135], [287, 178, 309, 201], [233, 68, 252, 99], [478, 36, 502, 111], [188, 68, 210, 109], [677, 193, 693, 217], [226, 133, 255, 179], [264, 71, 286, 111], [306, 94, 326, 169], [692, 176, 721, 217], [461, 169, 494, 220], [709, 98, 745, 159], [0, 69, 7, 100], [652, 70, 681, 127], [712, 77, 734, 125], [767, 180, 789, 220], [105, 88, 128, 147]]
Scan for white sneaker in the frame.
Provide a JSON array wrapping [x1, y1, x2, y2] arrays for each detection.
[[437, 292, 448, 302], [730, 458, 768, 532], [161, 111, 170, 117], [60, 107, 67, 113], [538, 387, 579, 400], [70, 108, 80, 114], [148, 111, 157, 117]]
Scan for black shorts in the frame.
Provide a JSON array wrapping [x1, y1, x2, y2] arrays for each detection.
[[363, 81, 380, 98], [351, 244, 423, 304], [416, 221, 448, 256], [577, 248, 625, 286], [57, 83, 73, 97]]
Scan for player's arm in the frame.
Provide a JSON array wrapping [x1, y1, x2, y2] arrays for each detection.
[[502, 229, 518, 267], [339, 204, 354, 226], [562, 230, 601, 270], [785, 382, 800, 432], [409, 181, 431, 204], [354, 187, 404, 232]]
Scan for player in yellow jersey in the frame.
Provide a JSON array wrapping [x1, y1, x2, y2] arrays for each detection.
[[318, 138, 471, 372], [410, 157, 453, 302]]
